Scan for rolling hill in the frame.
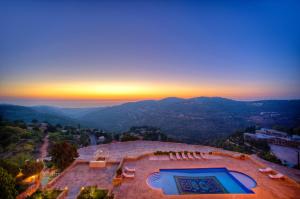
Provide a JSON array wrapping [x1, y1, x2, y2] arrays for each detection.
[[0, 104, 77, 125], [1, 97, 300, 143], [78, 97, 300, 143]]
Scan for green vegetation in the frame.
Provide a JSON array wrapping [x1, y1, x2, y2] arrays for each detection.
[[21, 160, 44, 179], [27, 189, 62, 199], [0, 159, 20, 177], [0, 159, 44, 195], [77, 186, 113, 199], [0, 120, 44, 163], [247, 139, 270, 151], [0, 159, 44, 194], [79, 133, 90, 146], [154, 151, 175, 155], [218, 127, 283, 165], [120, 126, 175, 142], [217, 131, 253, 154], [93, 131, 113, 144], [49, 141, 78, 171], [216, 127, 269, 155], [0, 119, 47, 195], [120, 133, 140, 142], [0, 126, 43, 158], [2, 99, 300, 144], [0, 167, 18, 199], [257, 151, 281, 164], [48, 127, 91, 148], [272, 125, 300, 136], [116, 167, 122, 177], [0, 117, 107, 197], [154, 151, 199, 155], [48, 131, 74, 144], [143, 131, 169, 141]]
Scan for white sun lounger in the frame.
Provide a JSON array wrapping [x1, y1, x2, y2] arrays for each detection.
[[269, 173, 284, 179], [125, 166, 136, 172], [181, 152, 188, 160], [200, 152, 207, 160], [122, 171, 135, 178], [193, 152, 201, 160], [176, 152, 182, 160], [169, 153, 176, 160], [259, 167, 273, 173], [187, 152, 195, 160]]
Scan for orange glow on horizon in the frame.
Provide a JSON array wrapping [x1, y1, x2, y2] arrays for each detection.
[[0, 81, 278, 101]]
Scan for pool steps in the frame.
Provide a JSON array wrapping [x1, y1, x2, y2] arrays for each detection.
[[147, 172, 162, 189]]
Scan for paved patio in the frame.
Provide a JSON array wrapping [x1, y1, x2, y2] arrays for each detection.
[[49, 141, 300, 199], [116, 155, 300, 199], [50, 162, 117, 198]]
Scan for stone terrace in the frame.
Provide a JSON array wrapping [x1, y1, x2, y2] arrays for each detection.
[[118, 156, 300, 199], [50, 163, 117, 199], [49, 141, 300, 199], [77, 141, 215, 162]]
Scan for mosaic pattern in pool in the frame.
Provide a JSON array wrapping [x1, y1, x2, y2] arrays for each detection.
[[174, 176, 228, 194], [147, 168, 256, 195]]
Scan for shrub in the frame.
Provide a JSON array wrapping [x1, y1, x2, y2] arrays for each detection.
[[0, 159, 20, 177], [154, 151, 171, 155], [45, 161, 54, 168], [258, 151, 281, 164], [27, 190, 62, 199], [21, 160, 44, 178], [0, 126, 23, 148], [116, 167, 122, 177], [77, 186, 111, 199], [0, 167, 17, 199], [120, 134, 139, 142], [49, 141, 78, 171]]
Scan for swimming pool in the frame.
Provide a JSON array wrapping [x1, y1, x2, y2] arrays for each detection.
[[147, 168, 256, 195]]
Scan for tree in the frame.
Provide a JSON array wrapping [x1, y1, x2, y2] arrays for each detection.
[[0, 126, 22, 149], [0, 159, 20, 177], [21, 161, 44, 178], [79, 133, 90, 147], [50, 141, 78, 170], [245, 126, 256, 133], [47, 124, 57, 132], [114, 134, 120, 141], [0, 167, 17, 199]]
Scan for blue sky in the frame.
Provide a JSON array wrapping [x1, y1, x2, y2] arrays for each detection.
[[0, 0, 299, 107]]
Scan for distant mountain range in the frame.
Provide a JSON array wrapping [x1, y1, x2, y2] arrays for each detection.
[[1, 97, 300, 143]]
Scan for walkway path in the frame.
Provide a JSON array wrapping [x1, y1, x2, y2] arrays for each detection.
[[40, 134, 49, 160], [88, 133, 97, 145]]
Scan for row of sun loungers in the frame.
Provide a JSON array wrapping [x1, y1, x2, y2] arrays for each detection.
[[170, 152, 206, 160], [259, 167, 285, 179]]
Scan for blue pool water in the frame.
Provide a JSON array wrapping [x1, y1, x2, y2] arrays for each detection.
[[147, 168, 256, 195]]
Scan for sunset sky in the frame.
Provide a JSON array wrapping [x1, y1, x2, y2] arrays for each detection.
[[0, 1, 299, 107]]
